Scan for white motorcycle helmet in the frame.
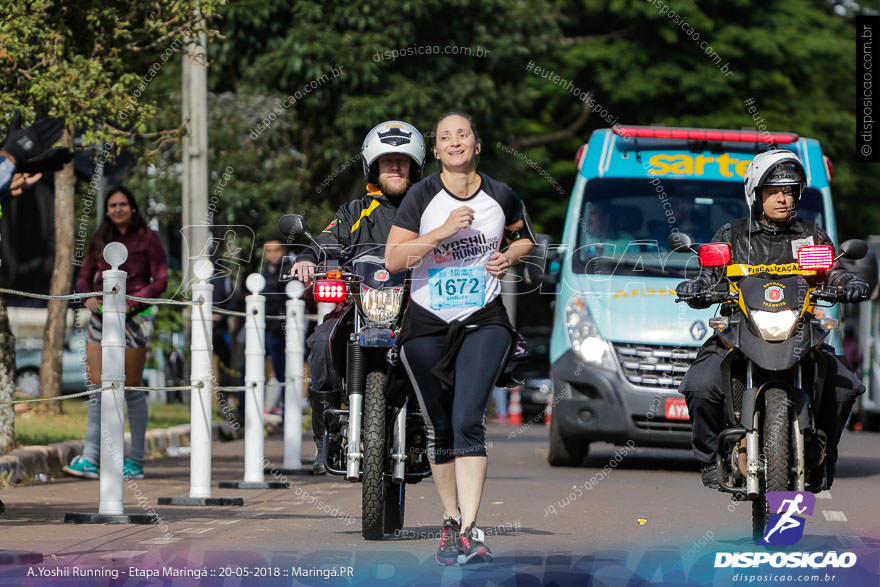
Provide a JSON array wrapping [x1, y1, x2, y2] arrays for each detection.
[[361, 120, 426, 185], [743, 149, 806, 217]]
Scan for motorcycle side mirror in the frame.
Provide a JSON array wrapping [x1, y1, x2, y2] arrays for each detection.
[[839, 239, 868, 261], [667, 232, 696, 253], [278, 214, 308, 241]]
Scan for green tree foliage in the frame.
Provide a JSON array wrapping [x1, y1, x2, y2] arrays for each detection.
[[203, 0, 874, 240], [0, 0, 224, 411]]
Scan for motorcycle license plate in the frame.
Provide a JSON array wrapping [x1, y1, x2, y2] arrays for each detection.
[[665, 398, 690, 420]]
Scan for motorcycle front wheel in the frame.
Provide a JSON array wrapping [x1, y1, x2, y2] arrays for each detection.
[[752, 387, 792, 543], [361, 370, 386, 540]]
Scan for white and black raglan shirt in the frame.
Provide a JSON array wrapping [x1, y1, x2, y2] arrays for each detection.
[[392, 171, 525, 323]]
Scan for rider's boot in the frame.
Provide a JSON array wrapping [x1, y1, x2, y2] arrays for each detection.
[[309, 389, 340, 475]]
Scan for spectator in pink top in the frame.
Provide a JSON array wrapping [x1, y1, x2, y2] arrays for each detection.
[[63, 186, 168, 481]]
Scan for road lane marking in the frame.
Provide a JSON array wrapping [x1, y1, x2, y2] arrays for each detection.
[[137, 538, 182, 545], [822, 510, 848, 522], [207, 519, 240, 525], [175, 527, 215, 535]]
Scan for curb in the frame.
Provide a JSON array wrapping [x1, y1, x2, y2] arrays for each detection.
[[0, 415, 283, 485]]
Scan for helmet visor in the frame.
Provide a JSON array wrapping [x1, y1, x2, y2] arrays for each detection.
[[761, 162, 804, 186]]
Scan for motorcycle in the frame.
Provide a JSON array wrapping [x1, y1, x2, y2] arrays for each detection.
[[280, 214, 431, 540], [669, 232, 867, 541]]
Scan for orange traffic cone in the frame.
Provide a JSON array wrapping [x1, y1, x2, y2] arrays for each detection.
[[508, 387, 523, 425], [544, 396, 552, 425]]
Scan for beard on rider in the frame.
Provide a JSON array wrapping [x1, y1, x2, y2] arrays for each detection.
[[377, 153, 412, 200]]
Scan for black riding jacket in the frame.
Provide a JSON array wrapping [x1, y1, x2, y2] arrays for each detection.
[[688, 215, 857, 308], [297, 184, 399, 265]]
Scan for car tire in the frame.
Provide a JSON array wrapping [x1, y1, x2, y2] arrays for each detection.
[[15, 368, 40, 399], [548, 412, 589, 467]]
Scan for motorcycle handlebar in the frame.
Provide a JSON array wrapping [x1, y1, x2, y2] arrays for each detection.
[[674, 290, 736, 304], [675, 287, 844, 305]]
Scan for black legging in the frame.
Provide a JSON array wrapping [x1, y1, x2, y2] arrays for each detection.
[[400, 325, 511, 464]]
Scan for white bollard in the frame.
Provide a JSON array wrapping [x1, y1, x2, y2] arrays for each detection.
[[243, 273, 267, 484], [284, 280, 306, 470], [98, 243, 128, 516], [189, 260, 215, 499]]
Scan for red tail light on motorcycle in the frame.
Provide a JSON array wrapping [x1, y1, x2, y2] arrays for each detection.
[[314, 279, 346, 302], [797, 245, 834, 270], [698, 243, 732, 268]]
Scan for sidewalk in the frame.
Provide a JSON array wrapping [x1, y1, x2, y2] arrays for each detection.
[[0, 415, 283, 485]]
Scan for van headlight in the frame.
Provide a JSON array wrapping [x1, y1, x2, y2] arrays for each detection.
[[358, 286, 404, 325], [565, 295, 616, 370], [750, 310, 799, 341]]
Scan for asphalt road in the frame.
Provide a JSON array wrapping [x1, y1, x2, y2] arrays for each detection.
[[1, 421, 878, 586]]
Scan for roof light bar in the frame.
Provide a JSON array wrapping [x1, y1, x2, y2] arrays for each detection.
[[612, 126, 798, 145]]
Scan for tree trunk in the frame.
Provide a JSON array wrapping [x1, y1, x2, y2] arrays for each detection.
[[38, 127, 76, 416], [0, 296, 16, 452]]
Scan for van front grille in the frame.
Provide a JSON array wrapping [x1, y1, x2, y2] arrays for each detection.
[[613, 343, 698, 390]]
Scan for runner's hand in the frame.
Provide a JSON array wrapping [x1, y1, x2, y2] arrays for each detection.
[[486, 251, 511, 278], [438, 206, 474, 240], [84, 297, 100, 312]]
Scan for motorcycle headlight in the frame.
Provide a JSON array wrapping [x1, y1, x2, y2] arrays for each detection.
[[565, 295, 616, 370], [359, 286, 404, 324], [750, 309, 799, 341]]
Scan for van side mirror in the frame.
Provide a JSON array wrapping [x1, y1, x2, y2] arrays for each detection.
[[541, 240, 563, 287], [667, 232, 696, 253], [839, 239, 868, 261], [522, 234, 551, 286]]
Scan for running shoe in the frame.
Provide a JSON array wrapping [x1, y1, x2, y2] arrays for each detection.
[[457, 522, 493, 564], [123, 460, 144, 480], [63, 455, 99, 479], [435, 517, 461, 566]]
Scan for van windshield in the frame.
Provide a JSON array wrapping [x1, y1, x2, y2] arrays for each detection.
[[572, 178, 826, 277]]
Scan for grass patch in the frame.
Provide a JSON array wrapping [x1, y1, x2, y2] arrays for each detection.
[[14, 399, 221, 447]]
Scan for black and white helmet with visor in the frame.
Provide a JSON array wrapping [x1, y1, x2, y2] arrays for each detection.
[[743, 149, 806, 220], [361, 120, 426, 185]]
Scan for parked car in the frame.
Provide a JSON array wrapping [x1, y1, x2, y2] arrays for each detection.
[[14, 330, 89, 398]]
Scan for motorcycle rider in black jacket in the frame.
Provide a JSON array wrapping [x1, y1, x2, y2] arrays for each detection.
[[291, 121, 426, 474], [676, 149, 869, 490]]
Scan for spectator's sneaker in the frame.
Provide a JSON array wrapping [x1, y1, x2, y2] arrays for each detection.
[[63, 456, 99, 479], [123, 460, 144, 480], [435, 517, 461, 566], [457, 522, 493, 564]]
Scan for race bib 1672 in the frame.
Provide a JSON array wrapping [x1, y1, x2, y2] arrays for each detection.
[[428, 266, 485, 310]]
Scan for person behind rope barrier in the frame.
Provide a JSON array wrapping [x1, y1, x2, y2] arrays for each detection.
[[676, 150, 869, 491], [291, 120, 426, 474], [63, 186, 168, 480], [236, 239, 291, 419], [385, 112, 535, 566]]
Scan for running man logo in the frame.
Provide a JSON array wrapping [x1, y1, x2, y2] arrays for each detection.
[[760, 491, 816, 546]]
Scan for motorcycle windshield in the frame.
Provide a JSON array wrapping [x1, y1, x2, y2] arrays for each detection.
[[351, 255, 407, 289], [739, 275, 810, 312]]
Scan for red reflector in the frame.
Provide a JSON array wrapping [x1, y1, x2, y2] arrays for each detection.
[[612, 126, 798, 145], [798, 245, 834, 270], [698, 242, 732, 268], [314, 279, 346, 302]]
